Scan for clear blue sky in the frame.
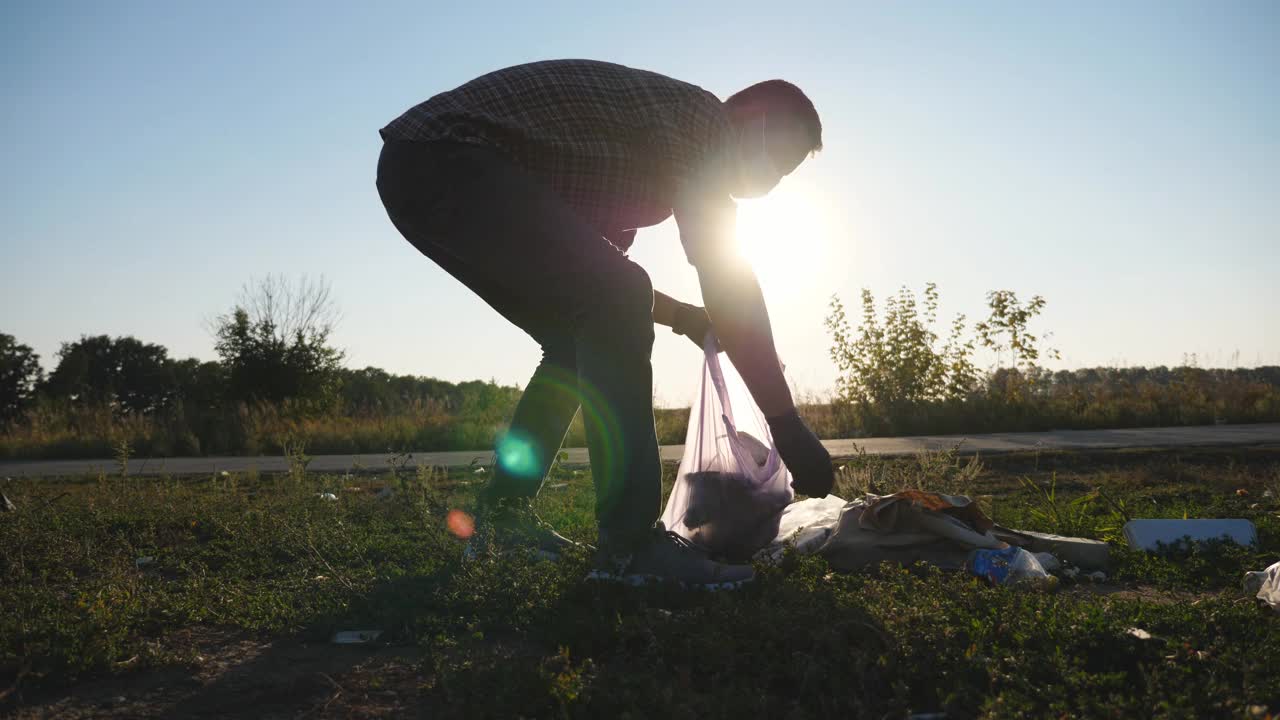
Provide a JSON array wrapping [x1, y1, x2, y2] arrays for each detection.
[[4, 1, 1277, 406]]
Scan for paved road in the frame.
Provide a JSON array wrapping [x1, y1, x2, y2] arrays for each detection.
[[3, 423, 1278, 479]]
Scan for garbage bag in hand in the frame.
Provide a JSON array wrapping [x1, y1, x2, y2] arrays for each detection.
[[660, 335, 794, 560]]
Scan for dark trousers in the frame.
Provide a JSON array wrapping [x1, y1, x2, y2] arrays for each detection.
[[375, 140, 662, 550]]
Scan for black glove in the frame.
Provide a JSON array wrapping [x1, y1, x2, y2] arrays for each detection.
[[767, 410, 834, 498], [671, 303, 721, 352]]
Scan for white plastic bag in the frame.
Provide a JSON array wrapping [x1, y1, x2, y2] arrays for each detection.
[[660, 336, 794, 559], [1243, 560, 1280, 612]]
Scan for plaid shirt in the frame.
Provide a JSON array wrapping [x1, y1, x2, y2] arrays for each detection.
[[380, 59, 737, 264]]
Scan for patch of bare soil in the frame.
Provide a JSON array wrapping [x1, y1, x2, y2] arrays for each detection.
[[8, 627, 426, 719]]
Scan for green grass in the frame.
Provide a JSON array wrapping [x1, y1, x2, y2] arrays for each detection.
[[3, 448, 1279, 718]]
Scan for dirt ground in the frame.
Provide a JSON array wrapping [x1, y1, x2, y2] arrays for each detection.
[[5, 446, 1276, 717], [12, 585, 1244, 719], [9, 627, 425, 719]]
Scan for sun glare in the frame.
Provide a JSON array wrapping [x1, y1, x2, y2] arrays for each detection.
[[734, 184, 832, 290]]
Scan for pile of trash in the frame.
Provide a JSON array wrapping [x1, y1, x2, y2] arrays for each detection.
[[753, 490, 1109, 587]]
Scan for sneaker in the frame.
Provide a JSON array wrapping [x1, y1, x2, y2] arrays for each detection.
[[463, 505, 589, 562], [587, 522, 755, 590]]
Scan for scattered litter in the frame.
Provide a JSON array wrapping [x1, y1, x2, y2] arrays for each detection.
[[760, 492, 1084, 587], [1033, 552, 1062, 572], [317, 492, 338, 501], [1, 492, 16, 512], [1264, 490, 1275, 499], [1243, 560, 1280, 613], [547, 482, 569, 489], [474, 467, 486, 474], [135, 556, 155, 568], [755, 485, 1114, 593], [1126, 627, 1154, 640], [220, 470, 231, 478], [968, 546, 1055, 588], [331, 630, 382, 644], [1236, 488, 1250, 497], [313, 575, 328, 581], [1087, 570, 1108, 583], [1123, 519, 1257, 551], [992, 527, 1110, 570]]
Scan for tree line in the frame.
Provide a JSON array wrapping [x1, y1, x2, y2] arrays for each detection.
[[0, 276, 522, 459], [3, 277, 1277, 459]]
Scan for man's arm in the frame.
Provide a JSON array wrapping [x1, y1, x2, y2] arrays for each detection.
[[664, 110, 791, 411], [670, 181, 792, 414], [663, 102, 833, 496], [655, 289, 717, 351], [694, 252, 793, 416], [695, 248, 832, 497], [652, 290, 679, 328]]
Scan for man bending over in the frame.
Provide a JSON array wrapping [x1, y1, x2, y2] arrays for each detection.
[[376, 59, 834, 588]]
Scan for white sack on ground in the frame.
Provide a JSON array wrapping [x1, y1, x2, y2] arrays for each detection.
[[1243, 560, 1280, 612]]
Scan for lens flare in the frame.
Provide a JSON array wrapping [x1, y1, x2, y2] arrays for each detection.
[[446, 509, 474, 539], [572, 370, 624, 493], [496, 431, 541, 479]]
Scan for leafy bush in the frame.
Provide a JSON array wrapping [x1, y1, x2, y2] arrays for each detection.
[[212, 275, 344, 412], [826, 283, 980, 411], [825, 284, 1280, 437]]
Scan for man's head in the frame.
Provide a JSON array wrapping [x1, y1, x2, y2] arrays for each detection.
[[723, 80, 822, 199]]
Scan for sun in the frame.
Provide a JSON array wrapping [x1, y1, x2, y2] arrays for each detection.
[[733, 182, 832, 290]]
